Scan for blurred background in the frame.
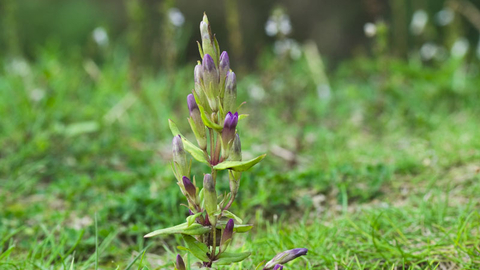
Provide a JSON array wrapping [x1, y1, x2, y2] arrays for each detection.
[[1, 0, 480, 268]]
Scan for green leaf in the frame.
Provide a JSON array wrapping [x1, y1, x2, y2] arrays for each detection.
[[182, 235, 210, 262], [213, 154, 266, 172], [187, 212, 203, 227], [169, 119, 209, 165], [238, 114, 249, 121], [215, 223, 253, 233], [197, 104, 222, 131], [213, 251, 251, 265], [222, 210, 243, 224], [144, 222, 210, 238]]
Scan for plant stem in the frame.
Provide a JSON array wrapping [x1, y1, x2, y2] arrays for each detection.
[[209, 128, 214, 163], [223, 192, 236, 211], [211, 222, 217, 260]]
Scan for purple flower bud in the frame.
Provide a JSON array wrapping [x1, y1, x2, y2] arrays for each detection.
[[187, 94, 199, 115], [202, 54, 217, 86], [188, 209, 194, 216], [203, 54, 216, 72], [194, 63, 203, 84], [219, 51, 230, 76], [221, 219, 234, 247], [176, 254, 186, 270], [273, 265, 283, 270], [182, 176, 196, 198], [264, 248, 308, 269], [222, 112, 238, 142]]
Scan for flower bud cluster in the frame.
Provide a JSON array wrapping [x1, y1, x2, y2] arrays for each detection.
[[158, 13, 307, 269]]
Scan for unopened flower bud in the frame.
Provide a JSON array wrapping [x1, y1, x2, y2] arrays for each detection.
[[182, 176, 196, 199], [187, 94, 207, 149], [203, 174, 217, 224], [231, 133, 242, 161], [172, 135, 189, 179], [202, 54, 219, 111], [221, 112, 238, 159], [219, 51, 230, 74], [200, 15, 217, 64], [176, 254, 186, 270], [220, 219, 234, 251], [273, 265, 283, 270], [219, 51, 230, 95], [264, 248, 308, 269], [194, 63, 203, 84], [223, 71, 237, 114]]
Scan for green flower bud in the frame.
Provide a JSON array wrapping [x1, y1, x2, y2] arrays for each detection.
[[223, 71, 237, 115], [203, 174, 217, 224], [200, 14, 217, 65], [172, 135, 189, 179], [187, 94, 207, 150]]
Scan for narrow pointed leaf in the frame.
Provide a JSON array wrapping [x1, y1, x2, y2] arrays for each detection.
[[144, 222, 210, 238], [222, 210, 243, 224], [213, 251, 251, 265], [169, 119, 209, 165], [187, 212, 203, 227], [197, 104, 222, 131], [213, 154, 266, 171], [182, 235, 210, 262]]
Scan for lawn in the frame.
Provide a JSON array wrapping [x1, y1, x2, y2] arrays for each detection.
[[1, 43, 480, 269]]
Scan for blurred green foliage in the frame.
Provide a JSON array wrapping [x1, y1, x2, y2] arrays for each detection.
[[1, 1, 480, 268]]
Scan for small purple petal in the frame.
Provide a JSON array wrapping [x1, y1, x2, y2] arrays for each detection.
[[219, 51, 230, 72], [273, 265, 283, 270], [176, 254, 186, 270], [187, 94, 198, 114], [182, 176, 196, 198], [202, 54, 216, 72]]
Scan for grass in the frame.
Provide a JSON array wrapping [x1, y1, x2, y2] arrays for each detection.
[[1, 45, 480, 269]]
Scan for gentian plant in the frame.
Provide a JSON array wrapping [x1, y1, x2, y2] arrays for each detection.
[[145, 14, 308, 269]]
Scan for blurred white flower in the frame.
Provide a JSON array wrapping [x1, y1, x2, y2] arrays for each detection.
[[92, 27, 109, 47], [435, 8, 454, 26], [248, 84, 265, 101], [265, 19, 278, 37], [420, 42, 438, 61], [364, 22, 377, 38], [168, 8, 185, 27], [316, 84, 331, 100], [265, 12, 292, 36], [30, 88, 45, 102], [274, 39, 301, 59], [451, 37, 469, 58], [289, 41, 302, 60], [7, 58, 30, 77], [410, 10, 428, 35], [279, 14, 292, 35]]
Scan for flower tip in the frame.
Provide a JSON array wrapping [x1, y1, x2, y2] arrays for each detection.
[[226, 218, 234, 230], [176, 254, 186, 270], [187, 94, 198, 112], [202, 54, 215, 71], [273, 265, 283, 270]]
